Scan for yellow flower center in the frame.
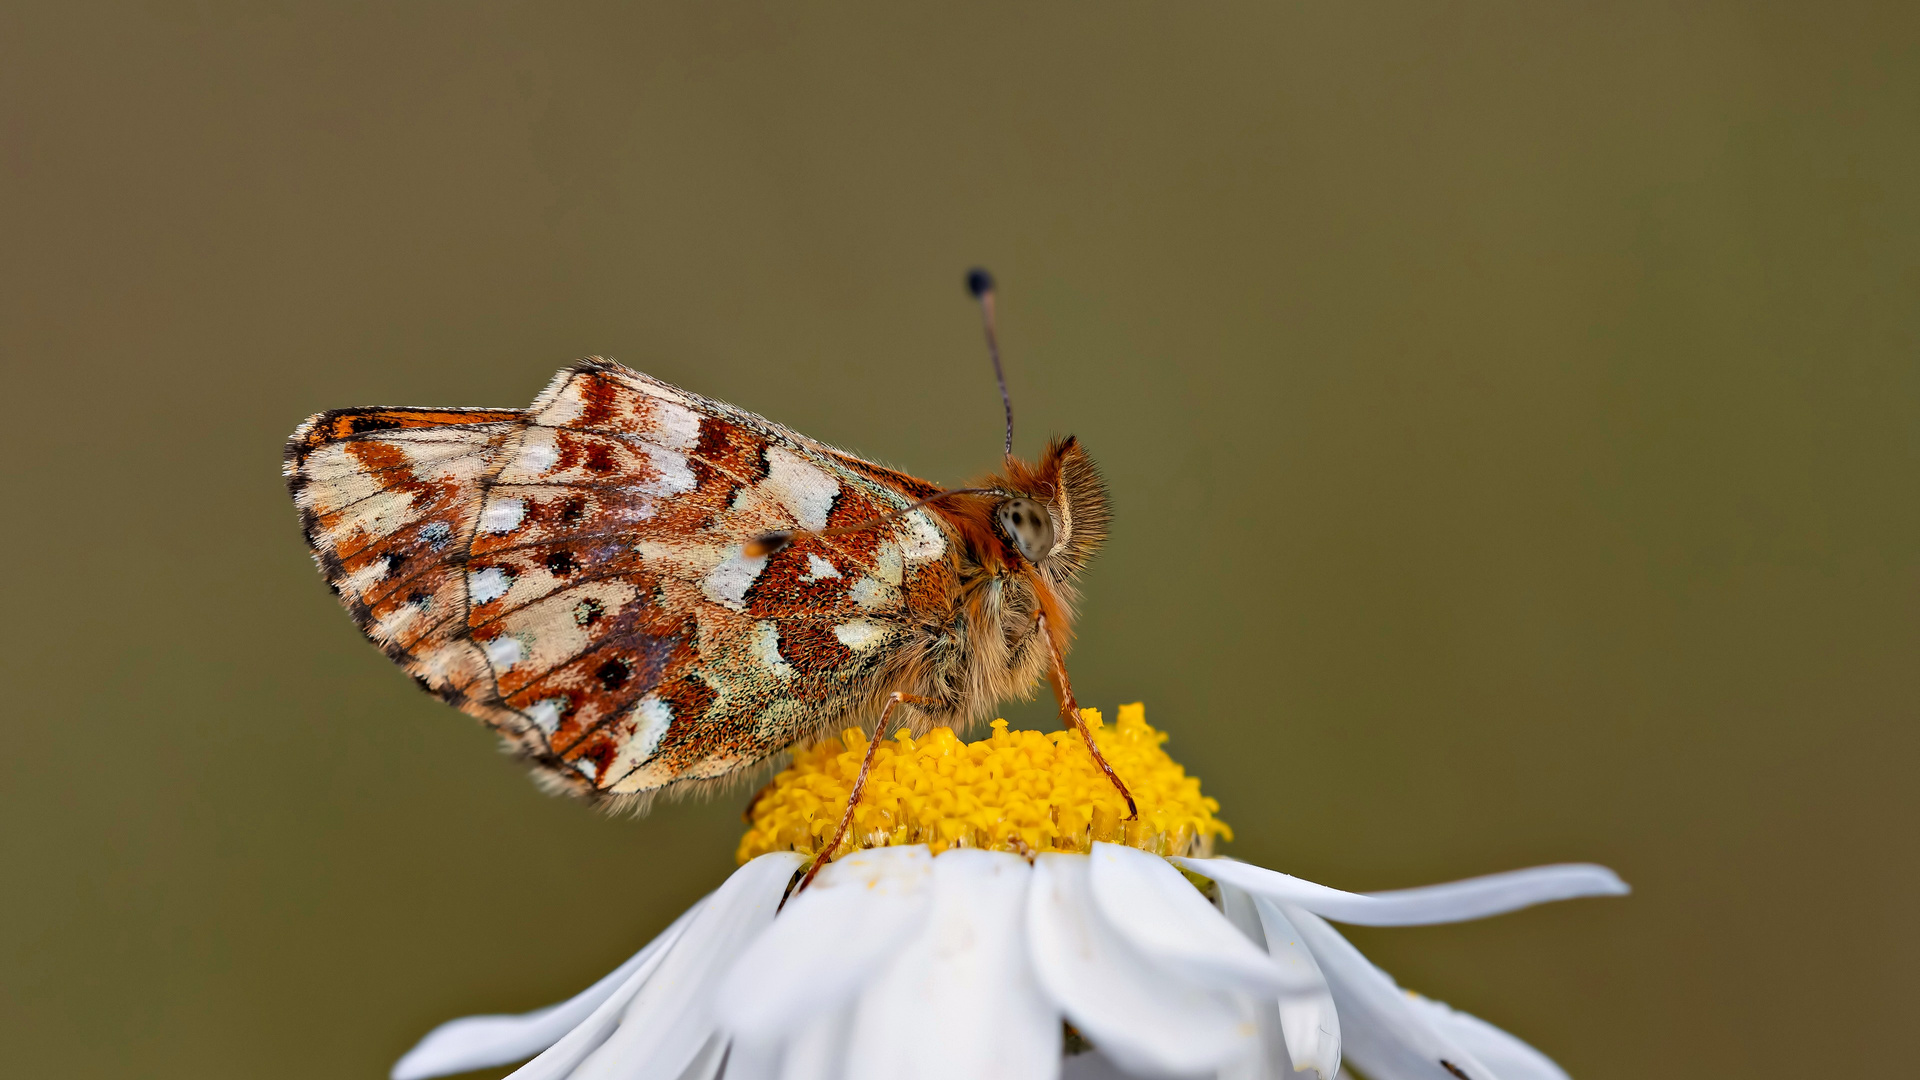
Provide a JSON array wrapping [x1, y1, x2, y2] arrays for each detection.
[[737, 703, 1231, 864]]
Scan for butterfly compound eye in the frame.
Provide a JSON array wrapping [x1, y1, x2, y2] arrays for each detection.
[[996, 498, 1056, 563]]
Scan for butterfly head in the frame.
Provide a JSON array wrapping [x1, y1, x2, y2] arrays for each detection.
[[981, 436, 1109, 579]]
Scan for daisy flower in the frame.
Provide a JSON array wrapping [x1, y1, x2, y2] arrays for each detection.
[[392, 706, 1625, 1080]]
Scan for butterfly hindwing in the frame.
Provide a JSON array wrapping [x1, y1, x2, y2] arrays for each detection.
[[285, 406, 546, 749]]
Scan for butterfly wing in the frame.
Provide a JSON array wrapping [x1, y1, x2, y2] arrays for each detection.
[[285, 406, 537, 741], [286, 360, 957, 807]]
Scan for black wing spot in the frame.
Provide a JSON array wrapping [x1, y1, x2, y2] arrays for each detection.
[[596, 658, 632, 690], [546, 550, 578, 576]]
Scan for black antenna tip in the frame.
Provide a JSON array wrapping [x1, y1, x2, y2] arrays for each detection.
[[966, 268, 995, 298]]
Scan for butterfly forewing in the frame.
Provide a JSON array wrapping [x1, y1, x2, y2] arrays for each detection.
[[286, 361, 959, 805]]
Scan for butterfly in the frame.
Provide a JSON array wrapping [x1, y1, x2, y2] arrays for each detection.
[[284, 272, 1133, 860]]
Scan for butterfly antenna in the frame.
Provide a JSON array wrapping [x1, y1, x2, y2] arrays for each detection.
[[967, 268, 1014, 459], [745, 269, 1012, 561]]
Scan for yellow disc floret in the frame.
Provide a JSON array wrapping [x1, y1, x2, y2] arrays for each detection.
[[737, 703, 1230, 864]]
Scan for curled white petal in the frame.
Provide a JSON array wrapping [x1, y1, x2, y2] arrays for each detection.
[[561, 852, 803, 1080], [1216, 885, 1319, 1080], [390, 902, 705, 1080], [1217, 883, 1343, 1080], [1173, 859, 1627, 927], [716, 845, 934, 1049], [1406, 994, 1570, 1080], [1282, 906, 1503, 1080], [847, 850, 1059, 1080], [1028, 852, 1258, 1078], [1255, 900, 1343, 1080], [1090, 842, 1318, 999]]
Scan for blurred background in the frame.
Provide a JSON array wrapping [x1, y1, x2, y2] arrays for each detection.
[[3, 3, 1915, 1077]]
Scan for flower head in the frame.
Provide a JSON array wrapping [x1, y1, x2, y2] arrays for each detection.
[[392, 707, 1625, 1080], [739, 704, 1230, 864]]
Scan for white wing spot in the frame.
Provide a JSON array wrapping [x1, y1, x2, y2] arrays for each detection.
[[765, 447, 839, 531], [525, 698, 566, 736], [604, 696, 674, 790], [478, 498, 526, 534], [470, 567, 513, 604], [634, 445, 697, 497], [834, 620, 889, 651], [702, 549, 768, 611], [896, 510, 946, 563], [650, 402, 703, 450], [849, 576, 896, 610], [801, 553, 841, 582], [483, 635, 524, 670], [516, 440, 559, 474], [630, 696, 674, 759], [753, 621, 795, 679]]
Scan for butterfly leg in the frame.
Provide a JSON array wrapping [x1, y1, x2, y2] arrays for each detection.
[[1037, 613, 1139, 821], [794, 691, 940, 895]]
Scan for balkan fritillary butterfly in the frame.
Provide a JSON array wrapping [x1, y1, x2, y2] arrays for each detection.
[[284, 274, 1130, 854]]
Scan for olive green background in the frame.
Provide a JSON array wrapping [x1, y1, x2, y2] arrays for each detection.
[[4, 3, 1915, 1077]]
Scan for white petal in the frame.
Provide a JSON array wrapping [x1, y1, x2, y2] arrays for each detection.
[[673, 1033, 729, 1080], [846, 850, 1060, 1080], [1215, 886, 1293, 1080], [1252, 900, 1342, 1080], [1062, 1049, 1145, 1078], [484, 909, 699, 1080], [1282, 906, 1496, 1080], [1027, 853, 1257, 1078], [718, 1040, 781, 1080], [1089, 843, 1317, 998], [1405, 994, 1570, 1080], [777, 1000, 855, 1080], [716, 845, 935, 1049], [391, 902, 706, 1080], [1216, 883, 1342, 1080], [558, 852, 804, 1080], [1172, 860, 1627, 927]]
